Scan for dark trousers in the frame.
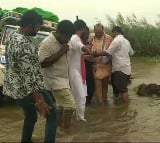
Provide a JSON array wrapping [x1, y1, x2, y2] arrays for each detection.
[[0, 86, 3, 106], [111, 71, 130, 97], [17, 89, 57, 143], [85, 60, 95, 104]]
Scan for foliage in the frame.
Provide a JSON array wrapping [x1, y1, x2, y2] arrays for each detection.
[[0, 9, 9, 19], [105, 13, 160, 56], [139, 56, 160, 63]]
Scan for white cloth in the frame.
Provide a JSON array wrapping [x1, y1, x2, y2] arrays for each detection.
[[39, 33, 70, 90], [106, 35, 134, 75], [68, 34, 87, 121]]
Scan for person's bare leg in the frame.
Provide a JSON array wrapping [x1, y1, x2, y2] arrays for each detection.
[[95, 79, 103, 104], [57, 106, 63, 127], [122, 92, 129, 103], [61, 108, 74, 132], [102, 77, 109, 104]]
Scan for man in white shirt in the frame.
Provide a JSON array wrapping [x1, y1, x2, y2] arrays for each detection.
[[69, 20, 90, 121], [39, 20, 75, 133], [92, 26, 134, 103]]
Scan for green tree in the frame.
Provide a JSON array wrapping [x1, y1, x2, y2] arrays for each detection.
[[106, 13, 160, 56]]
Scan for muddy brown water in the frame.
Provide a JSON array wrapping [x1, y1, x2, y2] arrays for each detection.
[[0, 57, 160, 142]]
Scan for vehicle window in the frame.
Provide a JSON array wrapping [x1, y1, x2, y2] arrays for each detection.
[[36, 33, 49, 39], [31, 32, 49, 47]]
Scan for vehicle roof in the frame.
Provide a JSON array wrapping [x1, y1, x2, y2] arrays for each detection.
[[4, 25, 19, 29], [37, 31, 50, 36]]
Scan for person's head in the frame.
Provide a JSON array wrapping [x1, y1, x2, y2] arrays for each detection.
[[112, 26, 123, 38], [81, 26, 89, 44], [19, 10, 43, 36], [94, 23, 104, 39], [74, 19, 86, 36], [55, 20, 75, 44]]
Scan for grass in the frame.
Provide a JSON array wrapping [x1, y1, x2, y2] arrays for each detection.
[[132, 56, 160, 63]]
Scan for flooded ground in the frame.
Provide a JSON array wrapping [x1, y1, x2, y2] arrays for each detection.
[[0, 57, 160, 142]]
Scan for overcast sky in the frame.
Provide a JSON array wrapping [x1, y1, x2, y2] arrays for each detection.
[[1, 0, 160, 27]]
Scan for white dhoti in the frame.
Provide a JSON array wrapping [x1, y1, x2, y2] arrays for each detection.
[[69, 70, 87, 121], [68, 34, 88, 121]]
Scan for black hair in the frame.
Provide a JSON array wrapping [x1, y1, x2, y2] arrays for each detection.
[[81, 26, 89, 37], [74, 19, 86, 32], [56, 20, 75, 37], [81, 26, 90, 44], [94, 23, 104, 30], [84, 26, 89, 33], [19, 10, 43, 28], [112, 26, 123, 34]]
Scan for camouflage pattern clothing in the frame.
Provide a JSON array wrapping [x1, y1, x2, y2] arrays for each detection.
[[3, 31, 45, 99]]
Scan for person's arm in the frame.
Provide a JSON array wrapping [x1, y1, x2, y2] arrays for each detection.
[[84, 54, 95, 62], [128, 42, 134, 56], [70, 36, 91, 54], [81, 45, 91, 54], [8, 39, 50, 117], [91, 51, 112, 64], [7, 40, 24, 73], [39, 43, 69, 68], [33, 91, 51, 117], [22, 43, 51, 117], [91, 38, 120, 63], [92, 38, 118, 56]]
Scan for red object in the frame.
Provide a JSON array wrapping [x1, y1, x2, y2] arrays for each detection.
[[81, 55, 86, 84]]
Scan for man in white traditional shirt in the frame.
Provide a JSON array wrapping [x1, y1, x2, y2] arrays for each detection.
[[69, 19, 90, 121], [92, 26, 134, 103]]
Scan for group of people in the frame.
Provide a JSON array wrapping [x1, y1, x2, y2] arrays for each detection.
[[85, 23, 134, 104], [2, 10, 134, 143]]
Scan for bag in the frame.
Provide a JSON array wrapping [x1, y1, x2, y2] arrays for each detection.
[[93, 63, 111, 79]]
